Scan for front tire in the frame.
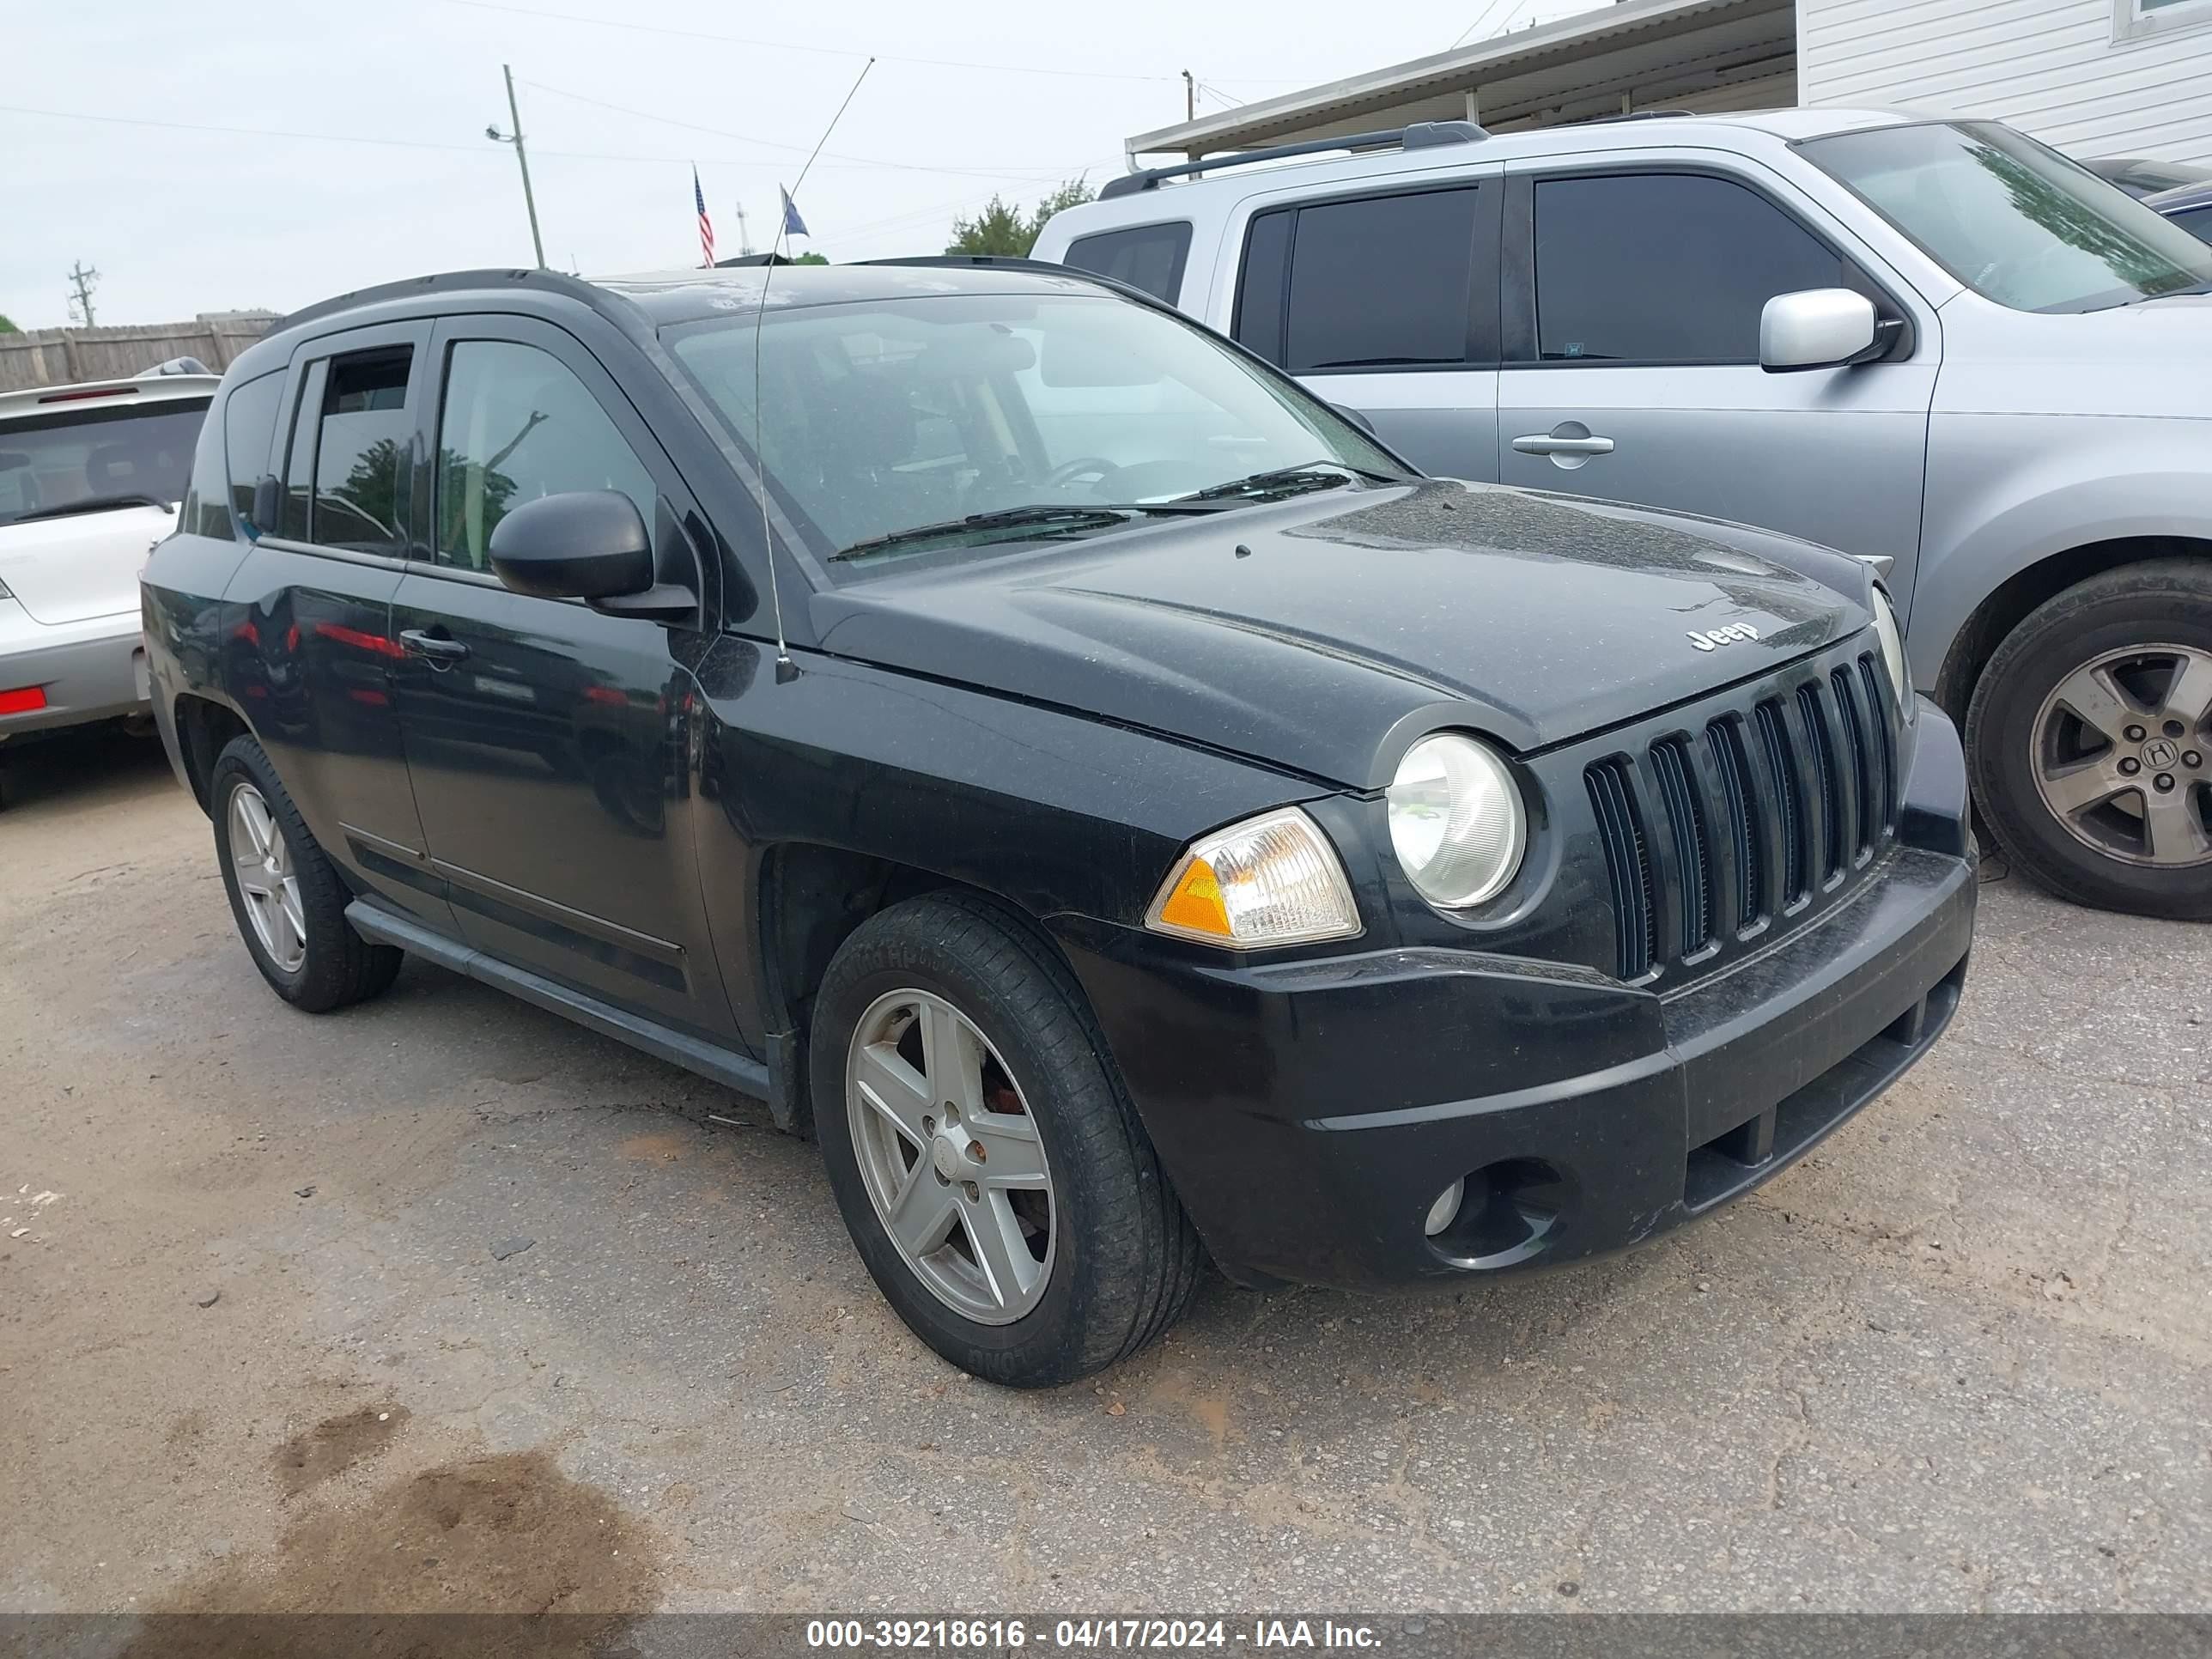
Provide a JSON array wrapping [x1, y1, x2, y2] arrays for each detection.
[[811, 893, 1201, 1388], [210, 736, 404, 1011], [1966, 559, 2212, 918]]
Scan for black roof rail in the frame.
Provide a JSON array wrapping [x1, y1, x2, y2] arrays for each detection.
[[1099, 120, 1488, 200], [275, 266, 619, 335], [1579, 108, 1702, 125]]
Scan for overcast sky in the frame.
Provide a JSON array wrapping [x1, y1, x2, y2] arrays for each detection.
[[2, 0, 1598, 329]]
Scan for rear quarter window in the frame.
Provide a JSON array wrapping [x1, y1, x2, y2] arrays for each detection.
[[1062, 222, 1194, 302], [223, 371, 284, 538]]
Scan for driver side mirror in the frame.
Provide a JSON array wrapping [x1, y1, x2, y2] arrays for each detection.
[[1760, 289, 1892, 373], [489, 490, 658, 601]]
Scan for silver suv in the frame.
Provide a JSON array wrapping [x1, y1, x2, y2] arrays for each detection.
[[1034, 109, 2212, 918]]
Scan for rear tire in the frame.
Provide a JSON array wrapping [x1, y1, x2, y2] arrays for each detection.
[[210, 736, 404, 1011], [811, 892, 1201, 1388], [1966, 559, 2212, 918]]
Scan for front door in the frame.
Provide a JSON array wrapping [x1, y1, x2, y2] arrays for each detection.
[[387, 317, 739, 1040], [1495, 167, 1936, 590]]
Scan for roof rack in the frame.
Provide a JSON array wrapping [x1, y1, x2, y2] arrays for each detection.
[[1100, 120, 1487, 200], [275, 267, 614, 334], [1578, 108, 1701, 125]]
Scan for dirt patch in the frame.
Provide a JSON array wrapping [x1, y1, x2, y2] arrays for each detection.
[[274, 1406, 410, 1498], [126, 1449, 659, 1656], [615, 1132, 689, 1164]]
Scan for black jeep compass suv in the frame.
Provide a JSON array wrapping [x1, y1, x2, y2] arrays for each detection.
[[143, 263, 1975, 1386]]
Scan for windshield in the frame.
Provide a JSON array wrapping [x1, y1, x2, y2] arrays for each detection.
[[665, 291, 1408, 572], [0, 399, 205, 529], [1801, 121, 2212, 313]]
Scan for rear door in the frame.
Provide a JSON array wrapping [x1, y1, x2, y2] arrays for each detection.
[[218, 321, 454, 931], [1226, 173, 1503, 481], [387, 316, 740, 1039], [1496, 164, 1936, 581], [0, 392, 205, 624]]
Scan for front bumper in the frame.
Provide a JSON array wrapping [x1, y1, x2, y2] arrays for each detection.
[[0, 611, 149, 738], [1055, 705, 1976, 1291]]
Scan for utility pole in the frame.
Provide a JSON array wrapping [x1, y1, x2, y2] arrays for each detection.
[[1182, 69, 1195, 122], [484, 64, 546, 269], [733, 201, 754, 257], [65, 260, 100, 327]]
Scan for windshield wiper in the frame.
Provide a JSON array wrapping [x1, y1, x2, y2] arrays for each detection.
[[826, 501, 1228, 563], [1177, 461, 1403, 503], [9, 492, 171, 524]]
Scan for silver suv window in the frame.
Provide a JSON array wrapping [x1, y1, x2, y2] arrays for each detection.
[[1802, 119, 2212, 313], [0, 401, 204, 528]]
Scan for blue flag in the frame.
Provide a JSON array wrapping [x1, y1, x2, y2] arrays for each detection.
[[780, 185, 809, 239]]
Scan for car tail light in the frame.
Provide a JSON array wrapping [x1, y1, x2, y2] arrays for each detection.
[[35, 386, 138, 404], [0, 686, 48, 715]]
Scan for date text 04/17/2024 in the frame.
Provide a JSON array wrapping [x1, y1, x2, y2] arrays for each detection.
[[804, 1619, 1385, 1650]]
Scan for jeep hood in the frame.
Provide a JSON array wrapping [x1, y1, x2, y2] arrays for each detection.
[[808, 481, 1866, 790]]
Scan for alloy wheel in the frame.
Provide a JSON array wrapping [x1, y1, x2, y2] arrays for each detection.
[[2032, 643, 2212, 868], [844, 988, 1056, 1325], [229, 782, 308, 972]]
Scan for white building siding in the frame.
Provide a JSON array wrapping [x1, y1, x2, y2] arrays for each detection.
[[1798, 0, 2212, 163]]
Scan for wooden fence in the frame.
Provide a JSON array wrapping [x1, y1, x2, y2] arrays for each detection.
[[0, 317, 278, 392]]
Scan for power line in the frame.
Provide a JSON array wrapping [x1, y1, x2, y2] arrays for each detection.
[[518, 80, 1086, 179], [446, 0, 1182, 83], [0, 100, 500, 155], [1449, 0, 1517, 49], [0, 100, 1092, 184]]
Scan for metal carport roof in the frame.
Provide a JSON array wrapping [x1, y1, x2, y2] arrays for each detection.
[[1126, 0, 1796, 160]]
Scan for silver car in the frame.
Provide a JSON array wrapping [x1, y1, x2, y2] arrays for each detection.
[[0, 370, 218, 787], [1036, 109, 2212, 918]]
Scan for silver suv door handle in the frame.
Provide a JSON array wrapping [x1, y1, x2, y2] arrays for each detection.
[[1513, 434, 1615, 456]]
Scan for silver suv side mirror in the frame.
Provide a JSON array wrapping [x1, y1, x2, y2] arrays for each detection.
[[1759, 289, 1881, 373]]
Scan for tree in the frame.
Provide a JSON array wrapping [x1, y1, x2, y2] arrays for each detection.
[[945, 178, 1097, 258], [0, 314, 17, 334], [792, 252, 830, 265], [946, 196, 1032, 258]]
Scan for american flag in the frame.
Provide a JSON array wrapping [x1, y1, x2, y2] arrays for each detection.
[[693, 167, 714, 267]]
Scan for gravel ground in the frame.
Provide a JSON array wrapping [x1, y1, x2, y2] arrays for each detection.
[[1, 731, 2207, 1619]]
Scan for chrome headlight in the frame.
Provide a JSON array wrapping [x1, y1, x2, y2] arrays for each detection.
[[1870, 586, 1911, 716], [1146, 806, 1361, 949], [1386, 732, 1526, 909]]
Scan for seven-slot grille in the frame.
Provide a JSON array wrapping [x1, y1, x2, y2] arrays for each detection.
[[1585, 647, 1902, 982]]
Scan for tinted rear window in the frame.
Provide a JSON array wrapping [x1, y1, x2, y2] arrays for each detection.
[[0, 399, 206, 529], [1235, 187, 1487, 374], [1063, 222, 1193, 302]]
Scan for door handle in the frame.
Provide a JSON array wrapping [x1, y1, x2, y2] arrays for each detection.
[[399, 629, 471, 665], [1512, 434, 1615, 456]]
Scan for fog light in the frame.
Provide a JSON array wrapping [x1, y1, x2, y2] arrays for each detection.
[[1423, 1178, 1466, 1237]]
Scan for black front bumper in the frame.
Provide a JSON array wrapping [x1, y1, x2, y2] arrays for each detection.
[[1054, 706, 1976, 1291]]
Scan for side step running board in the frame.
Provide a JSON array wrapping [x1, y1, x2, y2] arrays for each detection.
[[344, 899, 770, 1103]]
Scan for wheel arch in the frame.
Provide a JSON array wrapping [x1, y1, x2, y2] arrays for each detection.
[[752, 842, 1076, 1137], [1932, 535, 2212, 726], [170, 691, 253, 815]]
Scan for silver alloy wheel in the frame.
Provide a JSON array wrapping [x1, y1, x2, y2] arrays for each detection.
[[845, 988, 1056, 1325], [2033, 643, 2212, 868], [229, 782, 307, 972]]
